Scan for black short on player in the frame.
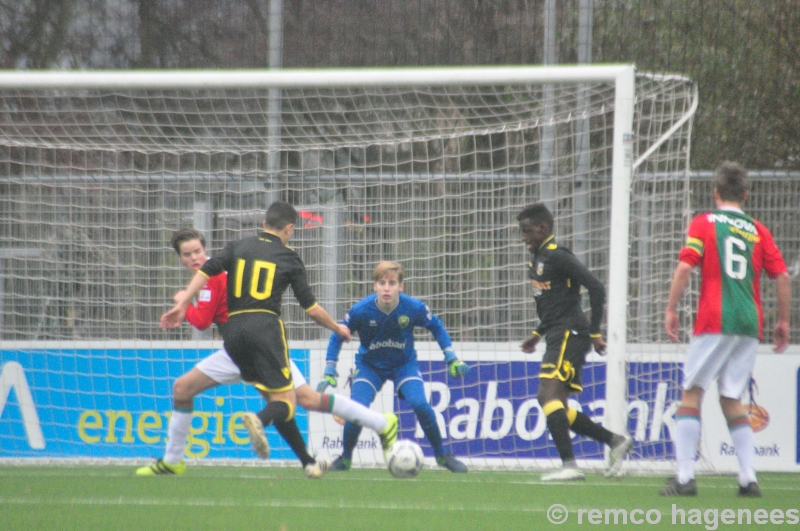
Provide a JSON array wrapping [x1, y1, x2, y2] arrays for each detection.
[[539, 328, 591, 393], [223, 313, 293, 392]]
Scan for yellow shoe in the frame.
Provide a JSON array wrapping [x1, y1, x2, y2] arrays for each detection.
[[135, 458, 186, 476], [242, 412, 270, 459], [378, 413, 399, 456]]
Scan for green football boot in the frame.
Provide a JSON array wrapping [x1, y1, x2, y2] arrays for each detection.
[[378, 413, 399, 456], [135, 458, 186, 476], [329, 455, 352, 471]]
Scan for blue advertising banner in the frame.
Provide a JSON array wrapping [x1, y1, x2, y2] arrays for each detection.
[[0, 346, 308, 459], [395, 360, 682, 460], [3, 344, 798, 471]]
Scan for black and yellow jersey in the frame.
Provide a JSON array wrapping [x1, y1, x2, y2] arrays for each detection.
[[199, 231, 316, 318], [527, 235, 605, 337]]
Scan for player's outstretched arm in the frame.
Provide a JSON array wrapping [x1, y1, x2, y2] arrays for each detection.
[[160, 305, 187, 330], [160, 271, 208, 330], [307, 305, 351, 341], [422, 309, 469, 378], [773, 271, 791, 353], [319, 315, 351, 392], [521, 331, 541, 353], [664, 261, 693, 343], [590, 334, 607, 355], [559, 251, 606, 334]]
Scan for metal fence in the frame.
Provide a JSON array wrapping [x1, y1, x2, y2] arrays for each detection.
[[1, 170, 796, 344]]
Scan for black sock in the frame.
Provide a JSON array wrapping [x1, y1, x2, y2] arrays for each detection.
[[274, 418, 314, 467], [546, 409, 575, 463], [570, 411, 615, 445], [256, 401, 290, 427]]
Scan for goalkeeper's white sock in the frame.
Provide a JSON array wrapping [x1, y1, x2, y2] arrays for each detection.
[[674, 406, 701, 484], [728, 415, 757, 487], [331, 394, 387, 432], [164, 410, 192, 464]]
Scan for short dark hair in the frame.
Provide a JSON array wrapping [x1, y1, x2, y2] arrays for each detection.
[[265, 201, 298, 230], [170, 228, 205, 254], [714, 161, 748, 202], [517, 202, 553, 230]]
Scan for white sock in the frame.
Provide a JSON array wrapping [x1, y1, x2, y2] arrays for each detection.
[[164, 410, 193, 464], [729, 422, 757, 486], [675, 414, 701, 484], [330, 394, 387, 432]]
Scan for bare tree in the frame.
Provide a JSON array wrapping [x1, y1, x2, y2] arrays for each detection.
[[0, 0, 73, 68], [0, 0, 797, 168], [135, 0, 160, 67]]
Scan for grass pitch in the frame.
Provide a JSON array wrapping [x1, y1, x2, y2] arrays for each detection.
[[1, 465, 798, 531]]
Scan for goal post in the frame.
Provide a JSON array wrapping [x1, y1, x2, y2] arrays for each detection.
[[605, 65, 635, 440], [0, 65, 697, 471]]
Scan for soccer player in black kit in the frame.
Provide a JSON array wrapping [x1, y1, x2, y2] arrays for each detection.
[[518, 202, 632, 481], [161, 202, 351, 477]]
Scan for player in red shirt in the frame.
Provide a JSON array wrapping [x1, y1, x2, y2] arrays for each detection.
[[661, 162, 791, 497], [137, 228, 397, 477]]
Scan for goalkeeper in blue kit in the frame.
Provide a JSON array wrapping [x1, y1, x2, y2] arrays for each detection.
[[319, 261, 470, 473]]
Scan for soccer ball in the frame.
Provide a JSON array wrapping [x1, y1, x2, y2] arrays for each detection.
[[387, 439, 425, 478]]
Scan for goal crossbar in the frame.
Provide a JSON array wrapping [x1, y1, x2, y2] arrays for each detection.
[[0, 65, 635, 90]]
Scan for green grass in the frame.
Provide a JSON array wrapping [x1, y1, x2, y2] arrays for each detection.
[[1, 466, 798, 531]]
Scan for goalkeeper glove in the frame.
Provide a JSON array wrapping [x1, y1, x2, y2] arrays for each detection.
[[443, 347, 469, 378], [316, 362, 338, 393], [448, 358, 470, 378]]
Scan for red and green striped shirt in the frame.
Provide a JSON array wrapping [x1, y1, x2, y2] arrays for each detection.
[[679, 207, 787, 339]]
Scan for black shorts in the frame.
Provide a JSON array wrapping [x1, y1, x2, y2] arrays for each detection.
[[540, 329, 591, 393], [223, 312, 293, 393]]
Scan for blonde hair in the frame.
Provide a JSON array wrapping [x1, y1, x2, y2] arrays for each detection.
[[372, 261, 405, 283]]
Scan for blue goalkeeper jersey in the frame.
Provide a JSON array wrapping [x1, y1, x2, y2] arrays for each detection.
[[326, 293, 453, 371]]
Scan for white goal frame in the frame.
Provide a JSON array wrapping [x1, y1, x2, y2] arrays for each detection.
[[0, 65, 698, 469]]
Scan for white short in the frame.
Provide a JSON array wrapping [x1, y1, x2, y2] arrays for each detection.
[[682, 334, 758, 399], [195, 348, 307, 388]]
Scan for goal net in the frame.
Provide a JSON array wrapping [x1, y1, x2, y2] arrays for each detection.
[[0, 66, 696, 471]]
